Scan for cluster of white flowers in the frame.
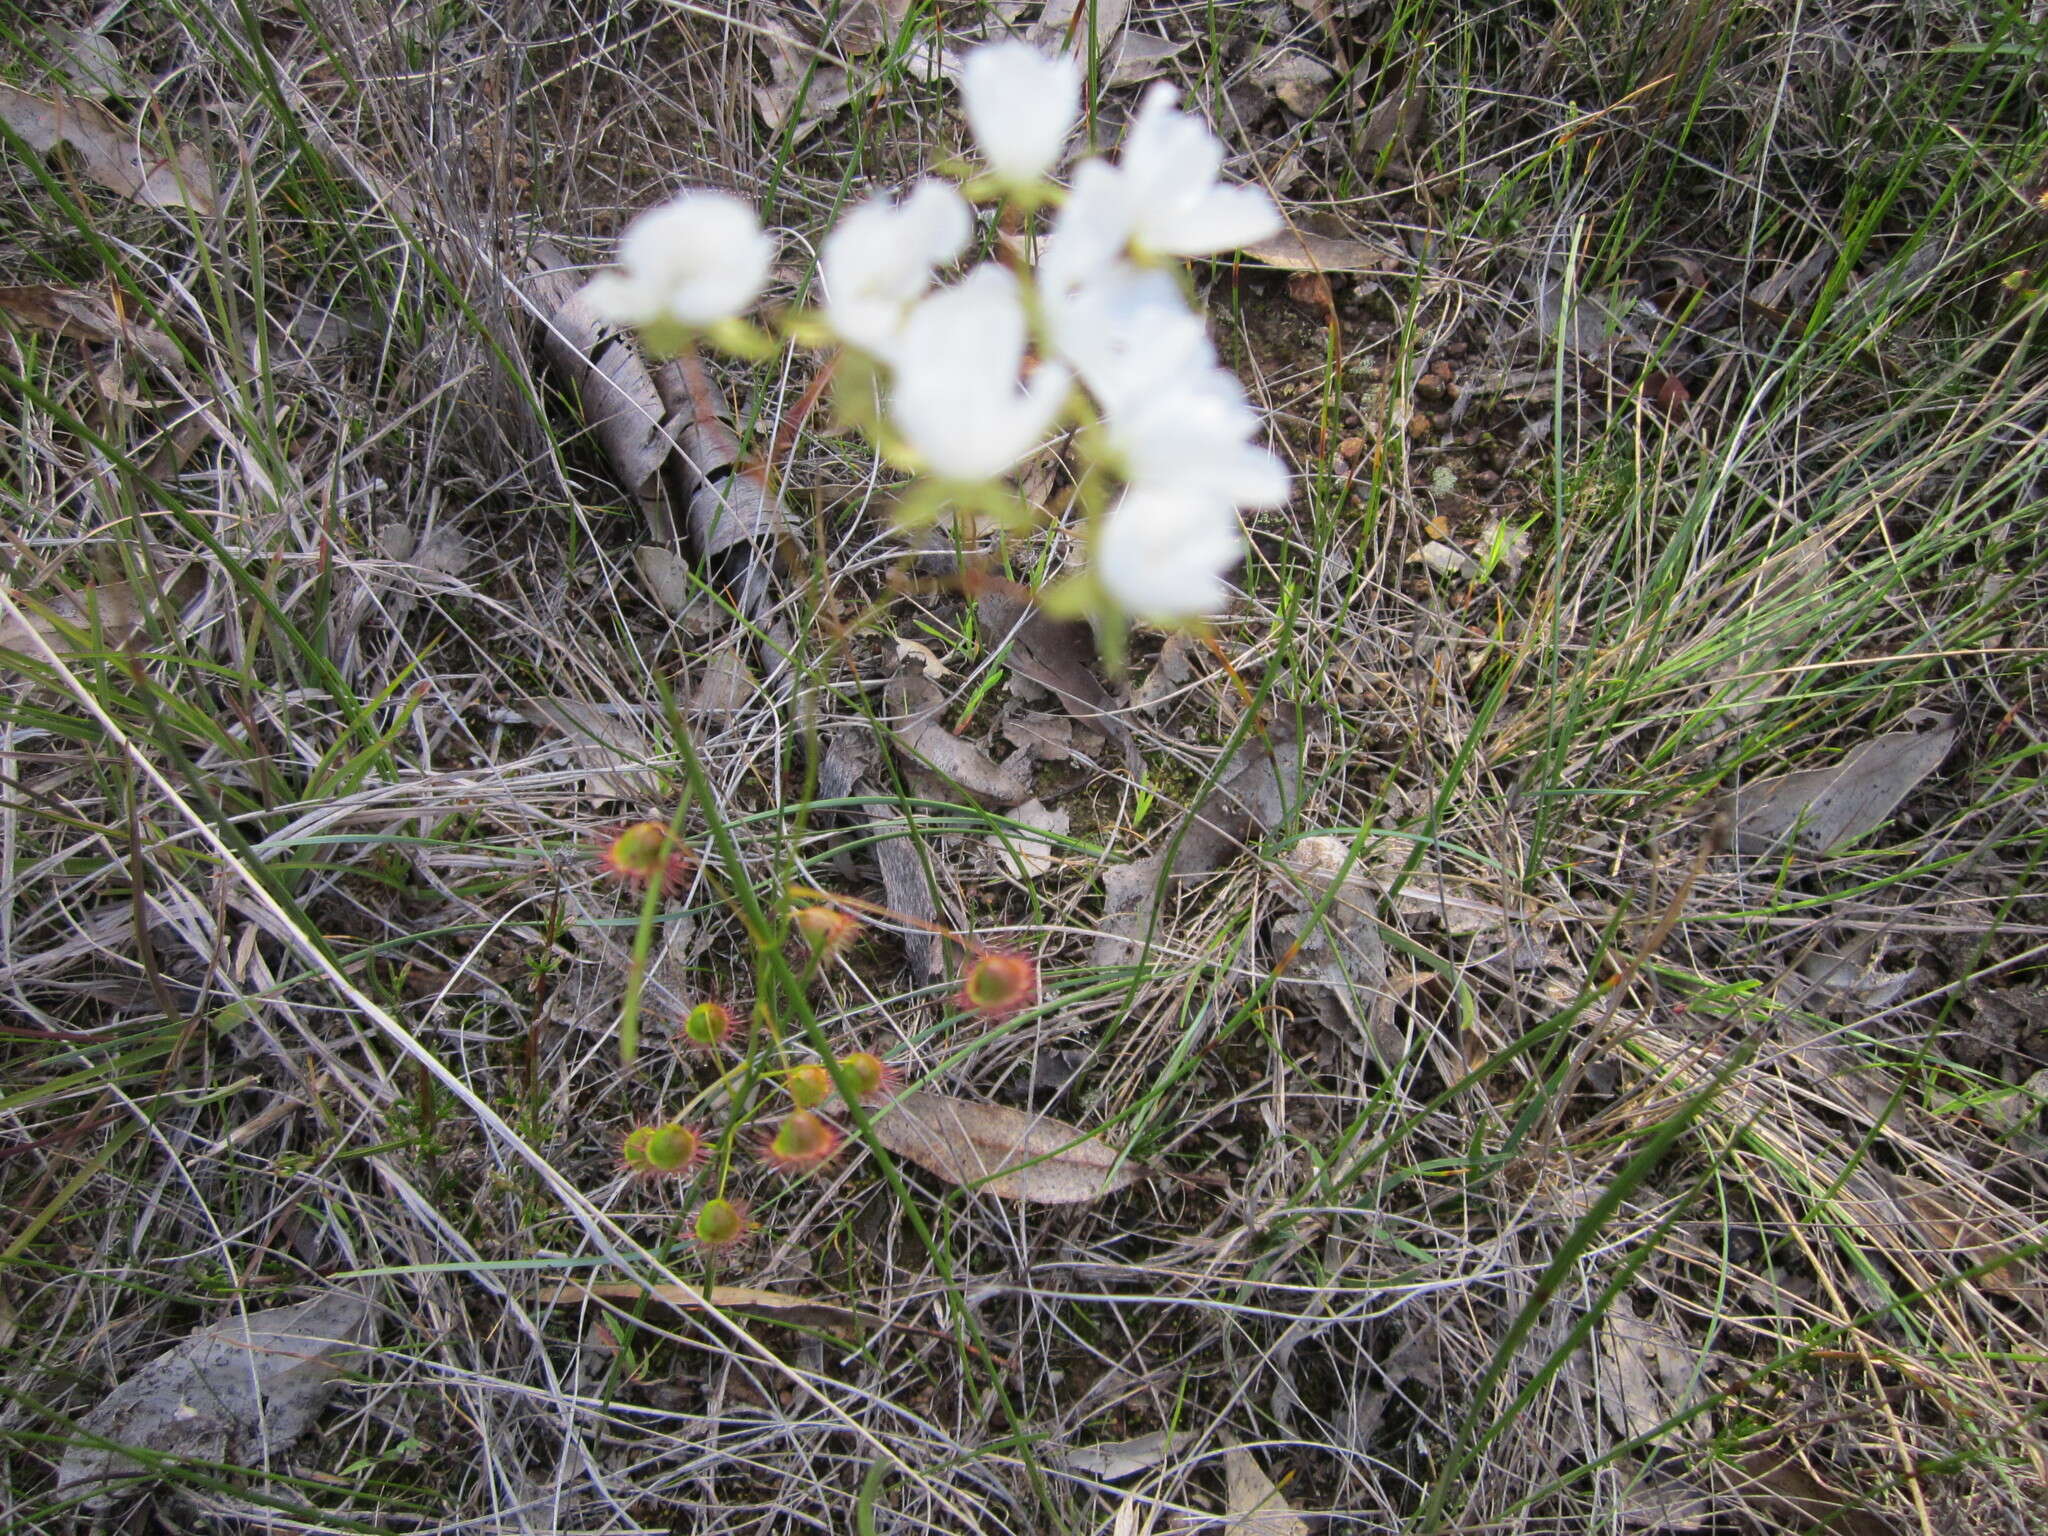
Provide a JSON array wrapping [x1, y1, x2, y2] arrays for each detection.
[[581, 38, 1286, 624]]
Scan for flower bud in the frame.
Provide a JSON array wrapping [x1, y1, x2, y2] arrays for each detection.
[[793, 905, 860, 959], [835, 1051, 899, 1103]]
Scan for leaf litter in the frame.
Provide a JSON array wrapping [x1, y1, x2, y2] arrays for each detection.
[[540, 1279, 871, 1333], [992, 797, 1069, 880], [1096, 713, 1307, 968], [0, 86, 216, 214], [1056, 1429, 1177, 1480], [885, 663, 1036, 806], [518, 697, 664, 804], [820, 724, 946, 984], [0, 283, 177, 360], [1725, 720, 1955, 855], [1222, 1443, 1311, 1536], [975, 576, 1144, 773], [57, 1292, 374, 1505], [867, 1088, 1149, 1203]]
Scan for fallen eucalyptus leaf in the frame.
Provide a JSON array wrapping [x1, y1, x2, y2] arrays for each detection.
[[869, 1088, 1148, 1203], [690, 645, 756, 715], [1744, 244, 1835, 326], [1891, 1175, 2040, 1301], [993, 798, 1068, 880], [1279, 835, 1517, 936], [886, 666, 1035, 806], [1594, 1308, 1708, 1445], [1250, 48, 1335, 116], [1616, 1463, 1717, 1530], [1727, 723, 1955, 856], [1132, 630, 1199, 711], [1032, 0, 1132, 55], [39, 23, 135, 99], [57, 1293, 372, 1505], [1270, 835, 1401, 1064], [0, 86, 216, 214], [1271, 906, 1401, 1068], [1105, 33, 1191, 87], [633, 543, 697, 615], [0, 581, 143, 662], [831, 0, 913, 55], [1732, 1449, 1899, 1536], [1056, 1429, 1175, 1479], [1354, 74, 1427, 165], [1223, 1443, 1310, 1536], [1794, 937, 1918, 1012], [895, 636, 954, 681], [1002, 710, 1086, 762], [754, 65, 856, 140], [1242, 226, 1405, 274], [976, 577, 1142, 773], [1414, 540, 1481, 579], [0, 284, 177, 361], [1534, 276, 1650, 357], [756, 26, 859, 140], [1097, 719, 1306, 966]]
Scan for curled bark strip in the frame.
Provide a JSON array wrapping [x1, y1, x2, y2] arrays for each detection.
[[521, 241, 795, 623], [651, 353, 794, 622], [520, 241, 678, 547]]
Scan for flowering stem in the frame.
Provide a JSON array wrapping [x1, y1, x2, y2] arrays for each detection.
[[1199, 628, 1258, 712], [617, 804, 692, 1069]]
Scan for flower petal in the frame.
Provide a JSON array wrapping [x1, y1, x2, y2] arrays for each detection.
[[962, 41, 1080, 187], [1097, 487, 1244, 621]]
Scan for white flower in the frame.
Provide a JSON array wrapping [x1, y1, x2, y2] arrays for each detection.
[[1097, 487, 1244, 620], [1036, 160, 1135, 311], [581, 190, 775, 328], [961, 40, 1080, 189], [822, 179, 972, 357], [1107, 385, 1290, 509], [1046, 261, 1220, 412], [889, 264, 1073, 482], [1118, 83, 1282, 258]]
